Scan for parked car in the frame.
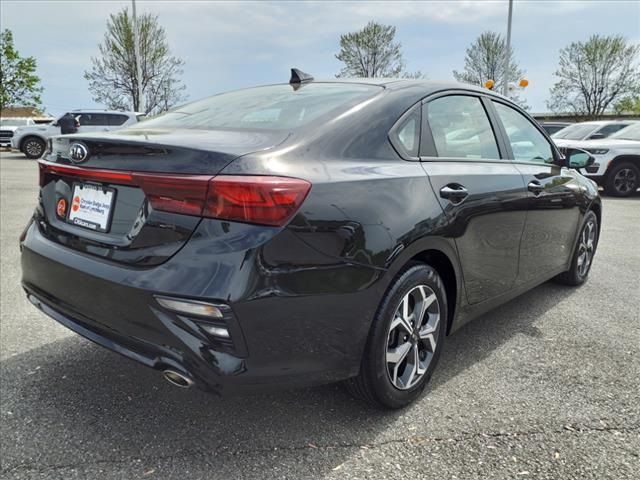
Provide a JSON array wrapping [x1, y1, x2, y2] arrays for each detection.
[[539, 121, 571, 136], [21, 74, 601, 409], [11, 110, 143, 159], [558, 122, 640, 197], [552, 120, 637, 147], [0, 117, 35, 147]]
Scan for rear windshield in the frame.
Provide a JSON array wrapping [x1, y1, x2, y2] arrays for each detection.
[[132, 83, 381, 131], [551, 124, 598, 140]]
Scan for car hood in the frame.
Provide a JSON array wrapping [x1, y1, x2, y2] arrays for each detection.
[[0, 125, 23, 133], [14, 125, 51, 135]]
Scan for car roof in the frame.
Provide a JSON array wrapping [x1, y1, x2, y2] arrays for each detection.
[[309, 78, 501, 94], [70, 109, 135, 114]]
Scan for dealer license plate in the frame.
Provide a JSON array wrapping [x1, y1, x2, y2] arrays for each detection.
[[68, 183, 115, 232]]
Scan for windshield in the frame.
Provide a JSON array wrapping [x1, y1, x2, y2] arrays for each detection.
[[551, 123, 599, 140], [132, 83, 382, 131], [0, 118, 29, 127], [609, 123, 640, 141]]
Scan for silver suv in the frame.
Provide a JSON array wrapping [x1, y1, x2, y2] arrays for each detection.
[[11, 110, 143, 159]]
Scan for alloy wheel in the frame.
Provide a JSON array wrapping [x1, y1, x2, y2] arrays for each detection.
[[386, 285, 440, 390], [577, 219, 596, 278], [613, 168, 637, 195], [25, 140, 44, 158]]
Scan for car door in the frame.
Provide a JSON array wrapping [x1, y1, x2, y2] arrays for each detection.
[[420, 93, 529, 305], [490, 100, 582, 285]]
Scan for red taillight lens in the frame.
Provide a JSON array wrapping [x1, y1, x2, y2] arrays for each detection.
[[38, 161, 311, 227], [133, 173, 211, 217], [204, 176, 311, 226]]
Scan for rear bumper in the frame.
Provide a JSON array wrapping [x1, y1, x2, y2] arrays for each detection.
[[20, 220, 384, 393]]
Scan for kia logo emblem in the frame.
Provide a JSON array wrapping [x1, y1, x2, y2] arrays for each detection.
[[69, 143, 89, 163]]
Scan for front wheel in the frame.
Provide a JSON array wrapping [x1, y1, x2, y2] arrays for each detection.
[[345, 263, 447, 409], [556, 211, 599, 286], [605, 162, 638, 197], [21, 136, 46, 159]]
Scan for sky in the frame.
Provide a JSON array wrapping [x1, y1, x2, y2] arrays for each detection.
[[2, 0, 639, 116]]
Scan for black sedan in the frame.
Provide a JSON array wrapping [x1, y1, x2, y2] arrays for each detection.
[[21, 72, 601, 409]]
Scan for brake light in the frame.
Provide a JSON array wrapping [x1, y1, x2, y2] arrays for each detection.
[[38, 161, 311, 226], [204, 176, 311, 226]]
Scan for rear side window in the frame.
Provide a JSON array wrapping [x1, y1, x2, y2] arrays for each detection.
[[132, 83, 381, 131], [493, 102, 553, 163], [426, 95, 499, 159], [108, 114, 130, 126], [392, 107, 421, 157]]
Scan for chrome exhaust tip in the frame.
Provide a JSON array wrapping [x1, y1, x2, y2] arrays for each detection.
[[162, 370, 194, 388]]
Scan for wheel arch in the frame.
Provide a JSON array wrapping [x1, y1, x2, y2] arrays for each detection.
[[384, 237, 463, 337], [606, 154, 640, 174], [410, 249, 458, 336]]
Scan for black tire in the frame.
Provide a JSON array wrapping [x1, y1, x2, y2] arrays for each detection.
[[21, 136, 46, 159], [345, 263, 447, 409], [605, 162, 639, 197], [556, 210, 598, 286]]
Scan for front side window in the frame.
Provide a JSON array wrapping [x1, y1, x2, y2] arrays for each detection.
[[493, 102, 553, 163], [610, 123, 640, 141], [594, 123, 628, 138], [76, 113, 109, 126], [426, 95, 499, 159]]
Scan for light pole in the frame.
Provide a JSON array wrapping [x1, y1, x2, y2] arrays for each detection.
[[503, 0, 513, 96], [132, 0, 144, 113]]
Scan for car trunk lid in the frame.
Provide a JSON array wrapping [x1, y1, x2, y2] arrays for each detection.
[[36, 129, 288, 266]]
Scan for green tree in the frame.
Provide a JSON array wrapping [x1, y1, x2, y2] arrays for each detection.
[[613, 96, 640, 115], [0, 29, 43, 110], [453, 31, 527, 109], [335, 21, 422, 78], [547, 35, 640, 118], [85, 8, 186, 114]]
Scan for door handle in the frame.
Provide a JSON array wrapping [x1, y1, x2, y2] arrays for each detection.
[[527, 181, 544, 195], [440, 184, 469, 203]]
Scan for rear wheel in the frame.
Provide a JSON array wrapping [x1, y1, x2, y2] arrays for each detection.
[[345, 263, 447, 409], [605, 162, 638, 197], [556, 211, 598, 286], [22, 136, 46, 159]]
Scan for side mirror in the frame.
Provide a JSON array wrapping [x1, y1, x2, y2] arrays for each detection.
[[564, 148, 595, 169], [52, 122, 58, 127], [588, 132, 605, 140]]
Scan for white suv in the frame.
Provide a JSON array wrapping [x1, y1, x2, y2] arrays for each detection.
[[1, 117, 36, 147], [11, 110, 143, 159], [551, 120, 636, 148], [559, 122, 640, 197]]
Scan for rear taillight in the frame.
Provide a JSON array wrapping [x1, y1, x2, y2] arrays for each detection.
[[204, 176, 311, 226], [38, 161, 311, 227], [133, 173, 211, 217]]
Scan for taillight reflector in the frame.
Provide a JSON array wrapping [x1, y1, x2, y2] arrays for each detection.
[[38, 161, 311, 226]]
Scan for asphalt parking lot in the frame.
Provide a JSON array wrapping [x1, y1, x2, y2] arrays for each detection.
[[1, 150, 638, 479]]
